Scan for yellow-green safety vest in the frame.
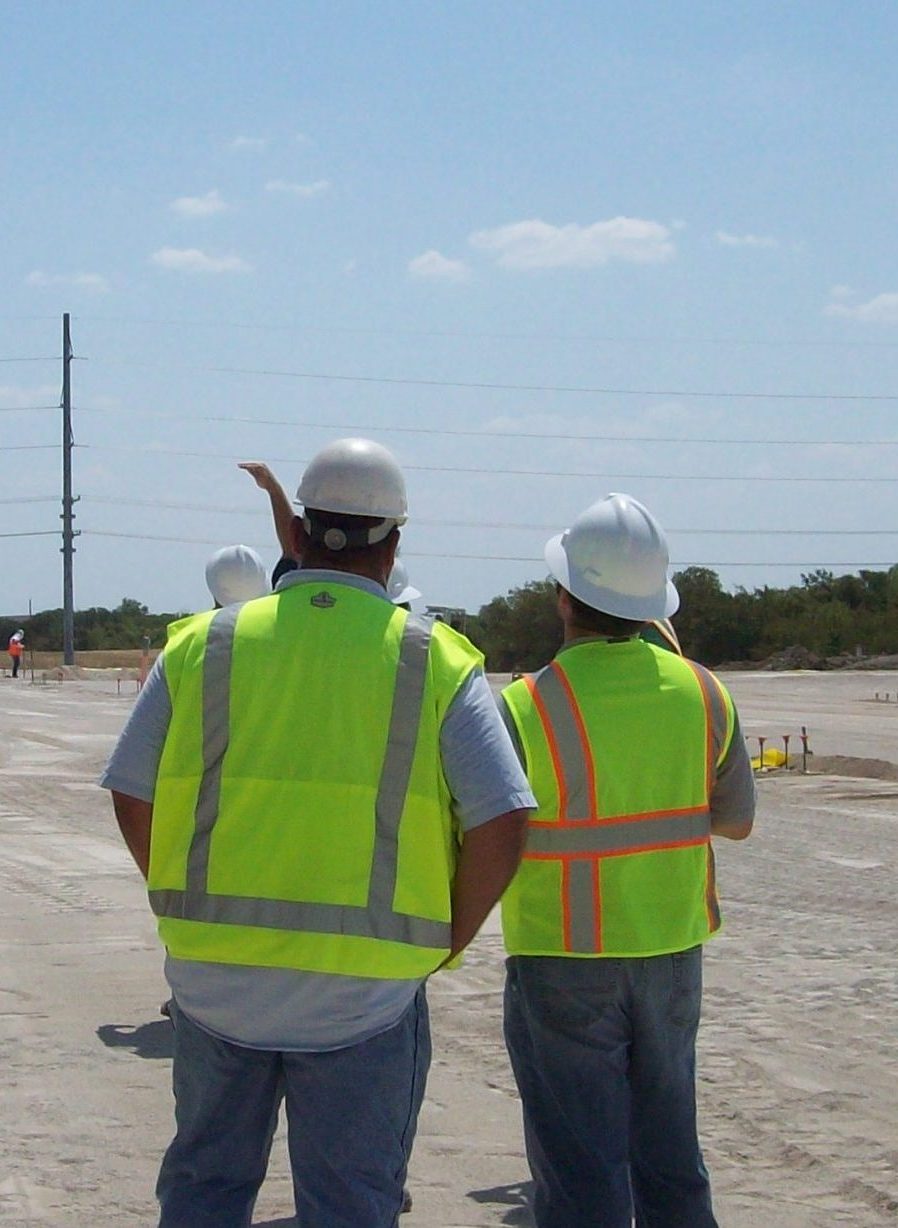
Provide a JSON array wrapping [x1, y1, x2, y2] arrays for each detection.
[[148, 579, 481, 979], [501, 639, 735, 958]]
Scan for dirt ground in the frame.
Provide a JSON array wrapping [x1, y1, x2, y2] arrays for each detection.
[[1, 670, 896, 1226]]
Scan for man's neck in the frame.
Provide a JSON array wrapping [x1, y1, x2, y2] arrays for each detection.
[[300, 561, 387, 586]]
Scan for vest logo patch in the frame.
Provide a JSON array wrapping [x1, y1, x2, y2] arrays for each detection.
[[310, 591, 336, 608]]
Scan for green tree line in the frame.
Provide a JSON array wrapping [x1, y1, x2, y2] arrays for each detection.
[[7, 565, 898, 667], [466, 566, 898, 670], [3, 598, 184, 653]]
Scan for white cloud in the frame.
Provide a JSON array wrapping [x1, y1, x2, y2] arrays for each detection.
[[170, 189, 228, 217], [408, 249, 471, 282], [825, 292, 898, 324], [25, 270, 109, 292], [468, 217, 675, 270], [265, 178, 330, 198], [715, 230, 779, 249], [829, 284, 854, 300], [150, 247, 253, 274], [230, 135, 269, 152]]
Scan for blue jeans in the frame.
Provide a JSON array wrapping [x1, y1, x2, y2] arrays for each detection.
[[504, 950, 717, 1228], [157, 988, 430, 1228]]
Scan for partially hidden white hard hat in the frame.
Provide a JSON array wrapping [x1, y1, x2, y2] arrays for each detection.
[[387, 559, 421, 606], [205, 545, 269, 607], [545, 493, 679, 621], [296, 438, 408, 523]]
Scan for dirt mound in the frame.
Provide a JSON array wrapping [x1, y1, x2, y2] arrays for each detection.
[[811, 754, 898, 781], [764, 645, 826, 671]]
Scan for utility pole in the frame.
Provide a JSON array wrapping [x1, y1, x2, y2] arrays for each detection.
[[61, 312, 78, 665]]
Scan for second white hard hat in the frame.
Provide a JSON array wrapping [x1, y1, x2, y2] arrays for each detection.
[[296, 438, 408, 523], [545, 493, 679, 621], [205, 545, 269, 607], [387, 558, 422, 605]]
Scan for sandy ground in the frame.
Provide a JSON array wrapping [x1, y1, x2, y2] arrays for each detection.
[[1, 669, 896, 1226]]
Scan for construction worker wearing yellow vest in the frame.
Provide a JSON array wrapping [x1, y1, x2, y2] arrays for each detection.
[[500, 493, 755, 1228], [101, 438, 534, 1228]]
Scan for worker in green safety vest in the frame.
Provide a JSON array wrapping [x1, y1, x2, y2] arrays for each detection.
[[101, 437, 534, 1228], [499, 492, 755, 1228]]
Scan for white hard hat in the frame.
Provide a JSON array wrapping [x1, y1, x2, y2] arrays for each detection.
[[296, 438, 408, 524], [205, 545, 269, 607], [387, 559, 421, 606], [13, 629, 24, 640], [545, 493, 679, 621]]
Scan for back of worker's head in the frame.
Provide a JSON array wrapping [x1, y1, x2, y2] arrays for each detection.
[[545, 493, 679, 633], [205, 545, 269, 608], [295, 438, 407, 578]]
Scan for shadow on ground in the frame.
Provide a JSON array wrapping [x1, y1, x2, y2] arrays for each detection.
[[469, 1180, 534, 1225], [97, 1020, 175, 1060]]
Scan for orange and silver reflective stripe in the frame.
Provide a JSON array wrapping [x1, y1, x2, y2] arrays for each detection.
[[524, 661, 598, 822], [524, 659, 728, 952], [525, 662, 601, 950], [651, 617, 683, 655], [150, 607, 451, 949]]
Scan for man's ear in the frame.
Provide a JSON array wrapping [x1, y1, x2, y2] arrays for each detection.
[[556, 585, 571, 621], [292, 515, 308, 557], [384, 528, 400, 571]]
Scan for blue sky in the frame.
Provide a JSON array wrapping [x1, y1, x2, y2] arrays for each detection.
[[4, 1, 898, 618]]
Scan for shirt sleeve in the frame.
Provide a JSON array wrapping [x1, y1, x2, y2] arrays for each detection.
[[709, 708, 756, 827], [98, 656, 172, 802], [439, 668, 536, 831]]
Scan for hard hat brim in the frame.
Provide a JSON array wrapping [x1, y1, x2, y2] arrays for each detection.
[[391, 584, 421, 605], [545, 533, 680, 621]]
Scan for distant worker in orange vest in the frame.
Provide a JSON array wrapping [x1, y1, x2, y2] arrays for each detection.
[[500, 493, 756, 1228], [7, 629, 25, 679]]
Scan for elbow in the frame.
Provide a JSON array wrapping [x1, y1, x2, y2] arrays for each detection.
[[711, 815, 754, 841]]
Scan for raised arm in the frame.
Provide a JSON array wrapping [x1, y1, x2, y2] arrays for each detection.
[[239, 461, 300, 561]]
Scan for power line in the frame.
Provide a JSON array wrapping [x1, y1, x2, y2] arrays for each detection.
[[80, 494, 898, 535], [0, 496, 58, 505], [77, 530, 898, 567], [0, 356, 59, 363], [0, 530, 60, 539], [75, 442, 898, 482], [0, 444, 60, 452], [68, 312, 898, 349], [84, 359, 898, 402], [72, 404, 898, 447], [0, 405, 60, 413]]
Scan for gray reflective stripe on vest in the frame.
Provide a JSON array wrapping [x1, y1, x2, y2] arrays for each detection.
[[532, 664, 595, 819], [149, 887, 450, 946], [367, 615, 433, 921], [185, 603, 241, 895], [567, 861, 598, 951], [526, 810, 710, 855], [151, 611, 451, 949]]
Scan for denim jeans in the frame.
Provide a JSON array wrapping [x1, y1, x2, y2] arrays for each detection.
[[157, 987, 431, 1228], [504, 950, 717, 1228]]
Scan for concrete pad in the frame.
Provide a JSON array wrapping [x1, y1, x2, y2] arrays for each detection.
[[1, 672, 896, 1226]]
